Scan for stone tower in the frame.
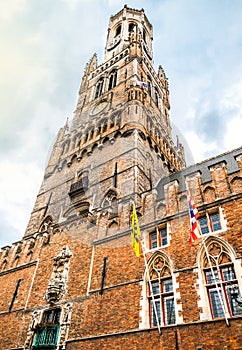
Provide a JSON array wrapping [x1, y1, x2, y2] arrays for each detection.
[[24, 5, 185, 240], [2, 6, 241, 350]]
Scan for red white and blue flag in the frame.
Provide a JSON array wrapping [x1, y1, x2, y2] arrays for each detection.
[[137, 80, 148, 89], [186, 186, 201, 243]]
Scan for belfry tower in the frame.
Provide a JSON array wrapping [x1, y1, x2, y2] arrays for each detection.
[[1, 5, 242, 350], [24, 5, 185, 240]]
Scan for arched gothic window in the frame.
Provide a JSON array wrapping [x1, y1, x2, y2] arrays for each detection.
[[148, 253, 176, 327], [143, 29, 147, 43], [61, 140, 70, 155], [110, 115, 115, 128], [128, 23, 136, 33], [108, 70, 117, 90], [102, 189, 118, 208], [102, 119, 108, 133], [115, 24, 121, 37], [147, 75, 152, 96], [95, 77, 104, 98], [200, 238, 242, 319], [116, 113, 121, 127], [154, 87, 159, 107], [102, 189, 118, 218], [39, 216, 53, 233]]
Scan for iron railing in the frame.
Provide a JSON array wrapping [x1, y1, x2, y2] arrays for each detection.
[[69, 176, 88, 198], [32, 325, 59, 349]]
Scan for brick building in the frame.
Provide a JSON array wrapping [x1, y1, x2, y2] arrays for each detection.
[[0, 5, 242, 350]]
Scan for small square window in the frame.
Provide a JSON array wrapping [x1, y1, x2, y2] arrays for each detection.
[[149, 227, 168, 249], [199, 211, 222, 235]]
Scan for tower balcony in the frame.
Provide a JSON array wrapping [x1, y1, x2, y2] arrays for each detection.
[[68, 176, 89, 198], [32, 325, 59, 349], [127, 86, 147, 103]]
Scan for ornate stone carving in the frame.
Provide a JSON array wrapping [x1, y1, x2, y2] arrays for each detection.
[[45, 246, 72, 304], [24, 310, 41, 349], [58, 302, 73, 349]]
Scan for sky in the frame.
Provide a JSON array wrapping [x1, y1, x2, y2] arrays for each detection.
[[1, 0, 242, 247]]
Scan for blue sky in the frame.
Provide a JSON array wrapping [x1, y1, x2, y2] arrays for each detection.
[[1, 0, 242, 247]]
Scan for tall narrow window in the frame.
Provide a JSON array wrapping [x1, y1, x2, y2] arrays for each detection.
[[143, 29, 147, 43], [102, 189, 118, 218], [95, 78, 104, 98], [147, 75, 152, 95], [108, 70, 117, 90], [102, 119, 108, 133], [201, 239, 242, 319], [89, 127, 94, 140], [148, 253, 176, 327], [115, 24, 121, 36], [128, 23, 136, 33], [154, 87, 159, 107]]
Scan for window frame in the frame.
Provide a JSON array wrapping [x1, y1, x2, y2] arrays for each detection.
[[147, 75, 152, 95], [149, 276, 176, 327], [154, 87, 159, 107], [115, 24, 121, 37], [204, 263, 242, 319], [128, 22, 136, 33], [32, 308, 61, 349], [149, 227, 168, 250], [108, 70, 118, 91], [199, 210, 222, 235], [95, 77, 104, 99]]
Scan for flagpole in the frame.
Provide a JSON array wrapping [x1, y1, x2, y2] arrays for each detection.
[[131, 202, 141, 257], [130, 203, 161, 334], [185, 180, 229, 326], [202, 238, 230, 326], [141, 240, 162, 334]]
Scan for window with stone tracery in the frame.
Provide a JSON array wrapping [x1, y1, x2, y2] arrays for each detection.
[[39, 216, 53, 233], [148, 253, 176, 327], [154, 87, 159, 107], [200, 239, 242, 319], [102, 189, 118, 218], [115, 24, 121, 37], [147, 75, 152, 96], [95, 77, 104, 98], [128, 22, 136, 33], [108, 70, 117, 90]]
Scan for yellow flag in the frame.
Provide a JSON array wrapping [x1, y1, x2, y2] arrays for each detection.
[[131, 204, 141, 257]]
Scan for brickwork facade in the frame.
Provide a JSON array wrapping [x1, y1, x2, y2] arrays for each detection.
[[0, 5, 242, 350]]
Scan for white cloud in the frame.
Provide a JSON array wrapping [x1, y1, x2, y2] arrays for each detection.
[[183, 131, 218, 164], [224, 116, 242, 151], [0, 160, 42, 243], [0, 0, 27, 21]]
